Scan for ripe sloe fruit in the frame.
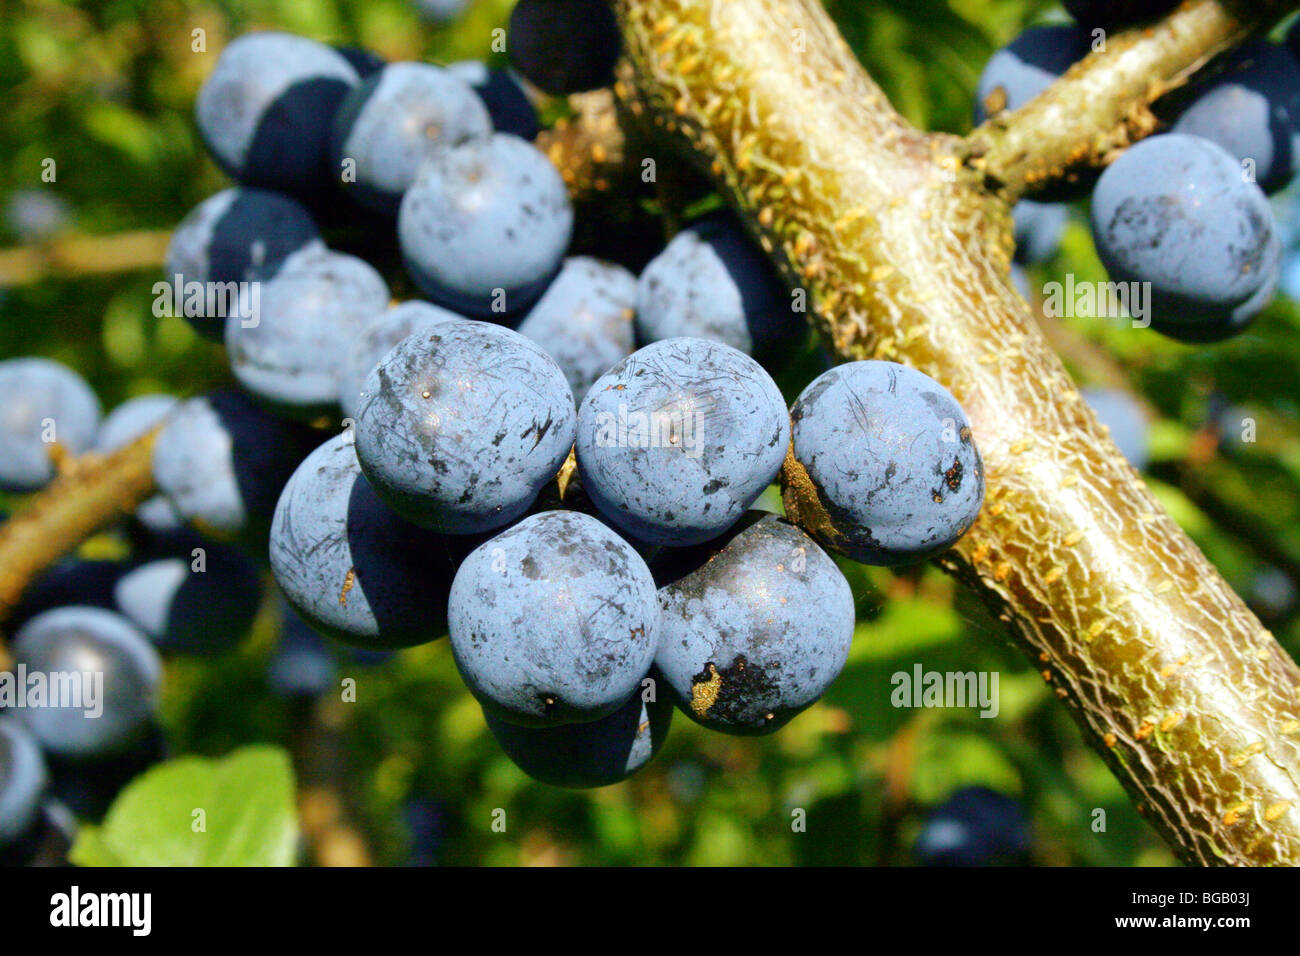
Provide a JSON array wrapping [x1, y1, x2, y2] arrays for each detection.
[[516, 257, 637, 405], [355, 322, 576, 534], [1090, 133, 1280, 341], [653, 513, 854, 734], [783, 360, 984, 565], [330, 62, 491, 214], [10, 607, 162, 760], [225, 247, 390, 417], [196, 32, 360, 196], [576, 337, 790, 546], [448, 511, 659, 726], [0, 358, 101, 492], [398, 133, 572, 318], [484, 680, 672, 788], [271, 432, 462, 649]]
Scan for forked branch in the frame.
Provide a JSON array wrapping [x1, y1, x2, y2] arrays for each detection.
[[613, 0, 1300, 864], [965, 0, 1297, 201]]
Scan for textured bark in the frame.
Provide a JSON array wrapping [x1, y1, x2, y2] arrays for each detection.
[[614, 0, 1300, 864], [966, 0, 1297, 200]]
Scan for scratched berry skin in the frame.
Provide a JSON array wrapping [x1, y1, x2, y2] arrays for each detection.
[[575, 337, 790, 547], [354, 322, 576, 534], [448, 511, 659, 727], [483, 681, 672, 787], [784, 360, 985, 566], [1090, 133, 1281, 341], [653, 513, 853, 735], [337, 300, 465, 420], [270, 432, 461, 649]]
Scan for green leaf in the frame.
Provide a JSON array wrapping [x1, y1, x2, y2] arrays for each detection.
[[70, 745, 298, 867], [66, 826, 124, 867]]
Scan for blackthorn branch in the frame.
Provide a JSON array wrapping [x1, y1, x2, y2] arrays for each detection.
[[613, 0, 1300, 865]]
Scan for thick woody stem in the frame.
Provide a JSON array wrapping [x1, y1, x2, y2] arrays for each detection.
[[964, 0, 1297, 201], [614, 0, 1300, 864]]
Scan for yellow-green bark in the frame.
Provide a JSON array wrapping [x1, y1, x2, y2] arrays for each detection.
[[614, 0, 1300, 865]]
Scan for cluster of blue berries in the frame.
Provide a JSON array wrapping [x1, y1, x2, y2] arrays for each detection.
[[1, 1, 995, 841]]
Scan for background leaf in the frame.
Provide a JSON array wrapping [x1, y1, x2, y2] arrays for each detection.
[[70, 745, 297, 867]]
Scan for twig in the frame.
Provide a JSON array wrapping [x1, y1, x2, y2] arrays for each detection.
[[0, 230, 173, 287], [0, 428, 159, 630], [962, 0, 1298, 201]]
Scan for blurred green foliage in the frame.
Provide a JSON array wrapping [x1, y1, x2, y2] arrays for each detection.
[[71, 745, 296, 865], [9, 0, 1300, 867]]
